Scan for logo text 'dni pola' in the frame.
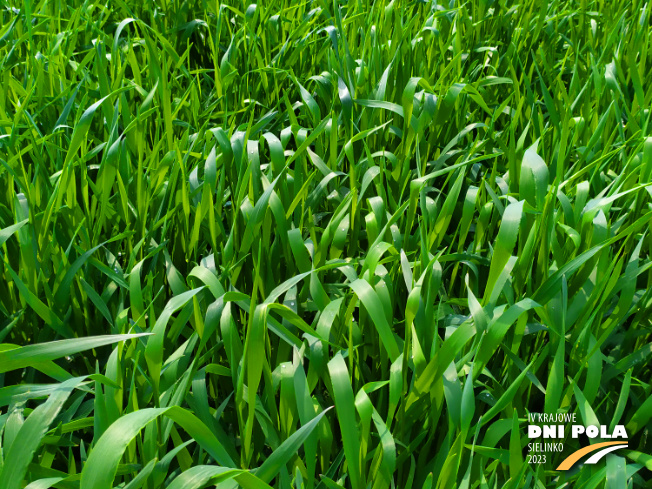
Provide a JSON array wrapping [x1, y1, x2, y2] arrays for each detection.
[[526, 412, 628, 470]]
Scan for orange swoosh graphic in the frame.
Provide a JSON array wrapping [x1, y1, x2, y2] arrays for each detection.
[[556, 441, 627, 470]]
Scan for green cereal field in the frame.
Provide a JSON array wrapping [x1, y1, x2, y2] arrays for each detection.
[[0, 0, 651, 487]]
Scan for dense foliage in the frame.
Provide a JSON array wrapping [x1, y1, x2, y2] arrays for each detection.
[[0, 0, 651, 487]]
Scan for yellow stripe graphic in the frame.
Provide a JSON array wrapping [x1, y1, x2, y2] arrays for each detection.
[[556, 441, 627, 470]]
